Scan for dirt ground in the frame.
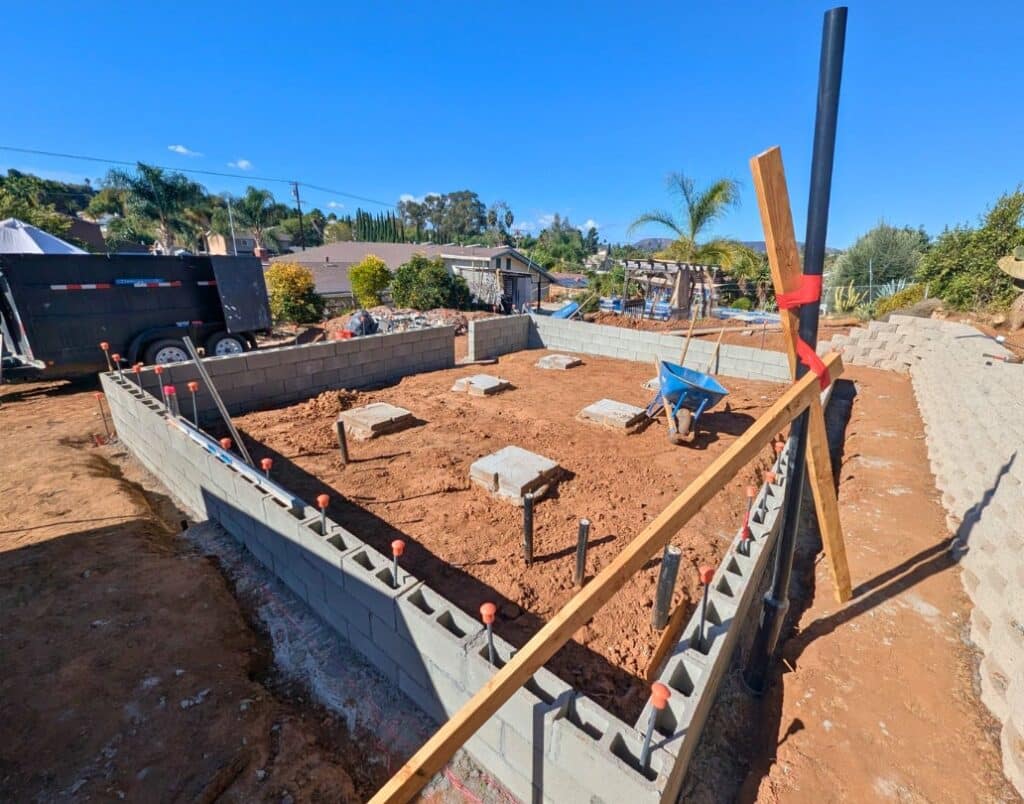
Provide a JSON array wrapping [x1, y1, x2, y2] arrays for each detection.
[[1, 346, 1015, 802], [744, 367, 1016, 803], [230, 348, 783, 724], [0, 381, 416, 802]]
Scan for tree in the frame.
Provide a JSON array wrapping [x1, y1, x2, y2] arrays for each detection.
[[349, 254, 392, 307], [232, 186, 281, 251], [584, 226, 600, 255], [391, 253, 470, 310], [831, 223, 929, 297], [105, 163, 205, 251], [628, 171, 753, 269], [530, 214, 587, 269], [325, 219, 354, 243], [0, 186, 71, 236], [264, 262, 325, 323], [916, 190, 1024, 309]]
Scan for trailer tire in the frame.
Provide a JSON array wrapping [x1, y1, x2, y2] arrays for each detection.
[[205, 331, 247, 357], [144, 338, 190, 365]]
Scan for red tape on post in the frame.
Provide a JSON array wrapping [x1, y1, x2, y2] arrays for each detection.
[[775, 275, 830, 389], [776, 275, 822, 310]]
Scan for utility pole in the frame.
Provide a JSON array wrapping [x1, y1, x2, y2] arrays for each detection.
[[226, 195, 238, 256], [291, 182, 306, 250]]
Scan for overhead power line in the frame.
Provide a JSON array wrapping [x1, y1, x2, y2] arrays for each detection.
[[0, 144, 395, 209]]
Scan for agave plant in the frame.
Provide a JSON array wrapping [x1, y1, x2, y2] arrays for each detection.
[[874, 278, 913, 300]]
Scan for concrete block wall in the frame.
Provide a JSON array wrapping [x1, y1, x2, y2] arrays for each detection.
[[467, 314, 531, 361], [529, 315, 792, 382], [127, 327, 455, 423], [101, 338, 806, 803], [897, 319, 1023, 796]]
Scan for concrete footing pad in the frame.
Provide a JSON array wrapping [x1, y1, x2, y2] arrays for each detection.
[[450, 374, 512, 396], [535, 353, 582, 370], [469, 446, 561, 503], [337, 402, 415, 440], [579, 398, 648, 430]]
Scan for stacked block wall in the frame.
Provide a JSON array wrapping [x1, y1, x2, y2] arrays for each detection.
[[102, 333, 804, 803], [467, 314, 532, 361], [132, 327, 455, 423], [528, 315, 792, 382]]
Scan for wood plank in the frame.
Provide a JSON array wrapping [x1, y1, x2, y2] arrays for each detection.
[[644, 595, 689, 684], [750, 146, 852, 603], [368, 351, 843, 804]]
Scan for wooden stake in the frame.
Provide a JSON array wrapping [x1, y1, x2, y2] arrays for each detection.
[[368, 352, 843, 804], [750, 145, 851, 603], [704, 326, 726, 374], [679, 310, 697, 367]]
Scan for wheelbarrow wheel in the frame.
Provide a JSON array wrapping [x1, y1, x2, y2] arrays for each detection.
[[669, 409, 693, 444]]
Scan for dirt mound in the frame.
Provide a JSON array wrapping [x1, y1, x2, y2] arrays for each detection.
[[297, 389, 363, 418]]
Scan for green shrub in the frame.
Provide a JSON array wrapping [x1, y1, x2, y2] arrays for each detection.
[[731, 297, 753, 311], [875, 284, 925, 317], [391, 253, 471, 310], [264, 262, 325, 324], [349, 254, 392, 308]]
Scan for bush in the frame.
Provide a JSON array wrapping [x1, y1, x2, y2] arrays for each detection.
[[391, 253, 471, 310], [731, 297, 753, 311], [264, 262, 325, 324], [349, 254, 392, 308], [875, 284, 925, 317]]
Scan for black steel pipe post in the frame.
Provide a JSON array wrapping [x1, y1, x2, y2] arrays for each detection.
[[745, 6, 847, 694], [574, 518, 590, 587], [651, 545, 681, 629], [522, 492, 535, 566]]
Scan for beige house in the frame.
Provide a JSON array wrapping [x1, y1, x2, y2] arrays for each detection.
[[204, 231, 258, 256], [270, 241, 553, 310]]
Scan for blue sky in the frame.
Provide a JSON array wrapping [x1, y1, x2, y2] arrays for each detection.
[[3, 1, 1022, 247]]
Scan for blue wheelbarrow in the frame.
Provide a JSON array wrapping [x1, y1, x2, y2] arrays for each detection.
[[645, 360, 730, 444]]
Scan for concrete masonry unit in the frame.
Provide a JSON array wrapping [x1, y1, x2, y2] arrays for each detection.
[[536, 353, 583, 370], [579, 398, 648, 430], [337, 402, 415, 440], [102, 321, 804, 803], [450, 374, 512, 396], [469, 445, 561, 503]]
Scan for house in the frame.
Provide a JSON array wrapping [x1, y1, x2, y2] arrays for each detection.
[[269, 241, 554, 311], [67, 217, 106, 252]]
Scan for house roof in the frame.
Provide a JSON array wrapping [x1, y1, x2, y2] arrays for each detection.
[[272, 240, 554, 282]]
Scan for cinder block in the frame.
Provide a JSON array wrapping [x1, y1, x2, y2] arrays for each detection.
[[341, 546, 417, 629]]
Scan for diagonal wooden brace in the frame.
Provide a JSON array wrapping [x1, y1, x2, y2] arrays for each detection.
[[751, 145, 852, 603]]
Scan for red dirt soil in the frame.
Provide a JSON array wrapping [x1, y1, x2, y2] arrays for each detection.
[[231, 349, 785, 723]]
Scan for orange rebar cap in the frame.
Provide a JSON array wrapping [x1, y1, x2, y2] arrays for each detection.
[[391, 539, 406, 557], [479, 602, 497, 624], [650, 681, 671, 710], [94, 392, 103, 400], [132, 363, 142, 373], [187, 381, 199, 392], [774, 441, 784, 454], [219, 437, 232, 450], [316, 493, 330, 509], [746, 485, 757, 498], [699, 565, 715, 585], [164, 385, 176, 395], [765, 471, 777, 484], [154, 365, 164, 375], [260, 457, 273, 471], [112, 353, 120, 362], [99, 341, 109, 351]]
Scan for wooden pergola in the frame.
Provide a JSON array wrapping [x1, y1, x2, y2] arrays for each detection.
[[621, 259, 720, 319]]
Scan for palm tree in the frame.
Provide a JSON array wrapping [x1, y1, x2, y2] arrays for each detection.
[[627, 172, 752, 268], [231, 186, 280, 251], [106, 163, 205, 252]]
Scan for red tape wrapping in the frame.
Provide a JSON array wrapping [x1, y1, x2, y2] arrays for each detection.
[[776, 274, 823, 310], [776, 274, 830, 389]]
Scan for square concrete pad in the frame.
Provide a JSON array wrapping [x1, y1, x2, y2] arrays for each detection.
[[535, 353, 582, 370], [470, 446, 560, 503], [337, 402, 415, 440], [579, 398, 648, 430], [450, 374, 512, 397]]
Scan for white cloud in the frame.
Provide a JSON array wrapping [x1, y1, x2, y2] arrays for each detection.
[[399, 192, 441, 204], [537, 213, 556, 228], [227, 159, 253, 170], [327, 201, 344, 209], [167, 144, 202, 157], [582, 218, 600, 231]]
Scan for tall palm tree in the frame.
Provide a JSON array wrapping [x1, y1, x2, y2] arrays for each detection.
[[628, 172, 752, 268], [106, 163, 205, 252], [231, 186, 280, 251]]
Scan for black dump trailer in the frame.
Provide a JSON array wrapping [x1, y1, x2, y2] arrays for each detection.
[[0, 253, 272, 377]]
